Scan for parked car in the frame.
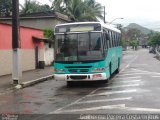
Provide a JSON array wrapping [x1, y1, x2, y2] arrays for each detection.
[[149, 47, 156, 54]]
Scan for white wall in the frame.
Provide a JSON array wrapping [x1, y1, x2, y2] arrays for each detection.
[[44, 44, 54, 66]]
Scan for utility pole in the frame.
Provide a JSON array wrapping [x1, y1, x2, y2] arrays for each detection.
[[12, 0, 22, 84], [104, 6, 106, 23], [0, 0, 2, 17]]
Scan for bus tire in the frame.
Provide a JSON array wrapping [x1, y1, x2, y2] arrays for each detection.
[[109, 63, 112, 78], [115, 58, 120, 74], [102, 79, 108, 83], [67, 81, 73, 87]]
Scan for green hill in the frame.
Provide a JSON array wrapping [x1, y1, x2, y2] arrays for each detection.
[[124, 23, 152, 34]]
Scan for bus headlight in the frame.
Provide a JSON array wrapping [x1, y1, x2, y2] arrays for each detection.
[[55, 69, 65, 73], [92, 68, 105, 72]]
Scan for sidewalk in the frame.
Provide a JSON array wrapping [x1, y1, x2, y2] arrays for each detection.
[[0, 66, 54, 93]]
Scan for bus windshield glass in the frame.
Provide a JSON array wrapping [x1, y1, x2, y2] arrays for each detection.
[[55, 32, 103, 61]]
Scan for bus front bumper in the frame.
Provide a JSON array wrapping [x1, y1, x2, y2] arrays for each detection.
[[54, 73, 107, 81]]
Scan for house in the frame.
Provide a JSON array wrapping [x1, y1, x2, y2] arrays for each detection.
[[0, 11, 71, 67], [0, 23, 46, 76], [0, 11, 71, 30]]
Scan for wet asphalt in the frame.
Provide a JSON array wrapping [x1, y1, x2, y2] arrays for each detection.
[[0, 48, 160, 120]]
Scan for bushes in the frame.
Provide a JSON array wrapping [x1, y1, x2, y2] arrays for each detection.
[[148, 32, 160, 46], [130, 40, 139, 50], [44, 28, 55, 41]]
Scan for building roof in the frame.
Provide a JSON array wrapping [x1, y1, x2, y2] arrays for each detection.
[[32, 36, 54, 43], [0, 11, 71, 22]]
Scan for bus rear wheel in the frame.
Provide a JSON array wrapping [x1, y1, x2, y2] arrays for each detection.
[[115, 58, 120, 74], [115, 67, 120, 74], [109, 63, 112, 78]]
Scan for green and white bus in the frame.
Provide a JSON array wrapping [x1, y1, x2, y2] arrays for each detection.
[[54, 22, 122, 86]]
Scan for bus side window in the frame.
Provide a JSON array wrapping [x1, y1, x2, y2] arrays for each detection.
[[117, 33, 119, 47], [117, 33, 120, 46], [105, 33, 109, 49], [117, 34, 119, 46], [109, 31, 112, 48], [106, 31, 110, 48], [111, 32, 115, 47], [103, 33, 106, 50], [115, 33, 118, 47], [113, 32, 115, 47], [120, 34, 122, 45], [117, 34, 120, 46], [114, 32, 116, 47], [118, 34, 121, 46]]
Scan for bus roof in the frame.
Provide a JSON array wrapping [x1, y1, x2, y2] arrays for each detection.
[[55, 22, 121, 33]]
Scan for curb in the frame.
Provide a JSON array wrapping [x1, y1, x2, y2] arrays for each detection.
[[17, 74, 54, 89]]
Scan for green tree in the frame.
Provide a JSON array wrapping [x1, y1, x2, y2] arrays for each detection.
[[39, 4, 51, 12], [130, 40, 139, 50], [80, 0, 103, 21], [125, 28, 142, 41], [52, 0, 103, 21], [20, 0, 51, 14], [148, 32, 160, 46], [0, 0, 12, 17], [121, 39, 129, 50], [52, 0, 71, 13], [44, 28, 55, 41]]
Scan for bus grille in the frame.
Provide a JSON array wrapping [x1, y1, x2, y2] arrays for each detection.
[[68, 69, 89, 73], [65, 66, 92, 68], [80, 69, 89, 72], [70, 75, 87, 79], [68, 69, 77, 73]]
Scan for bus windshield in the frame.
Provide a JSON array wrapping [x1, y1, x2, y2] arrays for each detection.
[[55, 32, 104, 61]]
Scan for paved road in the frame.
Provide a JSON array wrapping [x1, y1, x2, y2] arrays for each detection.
[[0, 49, 160, 119]]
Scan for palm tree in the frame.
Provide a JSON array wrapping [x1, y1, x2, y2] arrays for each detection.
[[83, 0, 103, 21], [20, 0, 38, 14], [0, 0, 12, 17], [20, 0, 51, 14], [52, 0, 70, 9], [52, 0, 103, 22], [52, 0, 71, 14], [66, 0, 84, 21]]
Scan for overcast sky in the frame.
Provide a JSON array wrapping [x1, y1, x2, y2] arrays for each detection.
[[19, 0, 160, 31], [97, 0, 160, 31]]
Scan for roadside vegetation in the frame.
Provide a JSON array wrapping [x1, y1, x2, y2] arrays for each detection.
[[148, 32, 160, 47], [44, 28, 55, 43], [52, 0, 103, 21], [148, 32, 160, 53], [0, 0, 12, 17], [0, 0, 104, 22], [121, 27, 160, 52], [20, 0, 51, 14], [121, 28, 141, 50]]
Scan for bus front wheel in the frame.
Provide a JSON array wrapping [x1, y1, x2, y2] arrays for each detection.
[[67, 81, 73, 87]]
